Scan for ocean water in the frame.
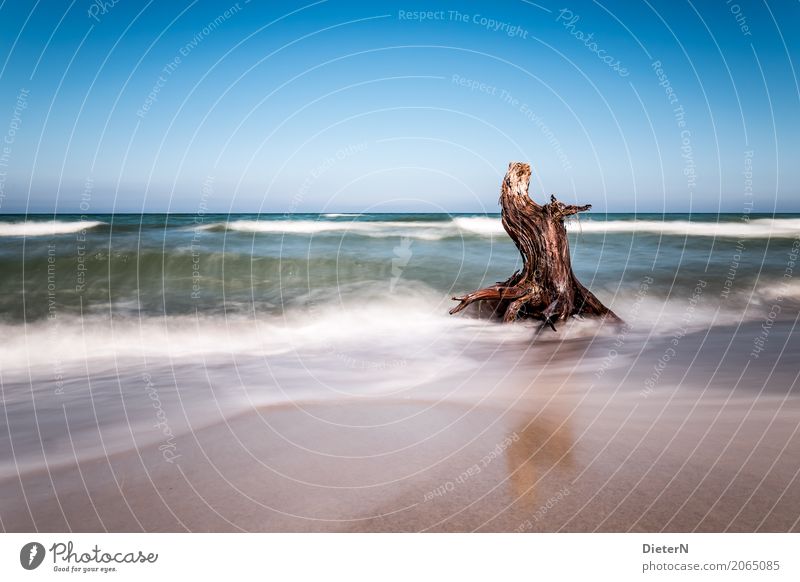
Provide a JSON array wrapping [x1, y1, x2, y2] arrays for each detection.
[[1, 212, 799, 477]]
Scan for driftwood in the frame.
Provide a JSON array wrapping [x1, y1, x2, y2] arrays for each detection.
[[450, 162, 619, 330]]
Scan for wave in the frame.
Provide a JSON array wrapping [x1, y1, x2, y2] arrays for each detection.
[[198, 219, 450, 240], [751, 279, 800, 304], [451, 216, 505, 235], [196, 216, 800, 240], [0, 287, 530, 373], [455, 216, 800, 238], [0, 220, 105, 237], [200, 217, 506, 240], [1, 274, 777, 375], [0, 215, 795, 240], [571, 217, 800, 238]]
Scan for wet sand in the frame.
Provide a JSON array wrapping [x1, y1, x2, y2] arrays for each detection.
[[3, 321, 799, 532]]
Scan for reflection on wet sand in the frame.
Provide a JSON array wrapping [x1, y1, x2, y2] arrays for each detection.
[[505, 410, 576, 517]]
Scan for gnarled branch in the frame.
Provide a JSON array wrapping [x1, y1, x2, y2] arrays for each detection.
[[450, 162, 619, 330]]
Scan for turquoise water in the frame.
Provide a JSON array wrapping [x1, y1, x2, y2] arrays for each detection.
[[0, 212, 798, 322]]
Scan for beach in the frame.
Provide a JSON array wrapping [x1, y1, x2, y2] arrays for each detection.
[[1, 213, 799, 531]]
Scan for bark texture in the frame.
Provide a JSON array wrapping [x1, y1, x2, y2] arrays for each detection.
[[449, 162, 619, 330]]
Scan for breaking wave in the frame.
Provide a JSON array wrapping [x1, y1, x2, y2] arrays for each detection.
[[198, 216, 800, 240], [0, 220, 105, 237]]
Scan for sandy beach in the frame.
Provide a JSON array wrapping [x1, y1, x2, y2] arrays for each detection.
[[4, 317, 798, 532]]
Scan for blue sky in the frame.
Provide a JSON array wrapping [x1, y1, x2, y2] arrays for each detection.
[[0, 0, 797, 213]]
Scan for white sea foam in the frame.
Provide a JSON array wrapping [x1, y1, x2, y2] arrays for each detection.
[[200, 216, 800, 240], [453, 215, 800, 238], [219, 219, 398, 234], [751, 279, 800, 304], [0, 220, 104, 237], [204, 216, 504, 240], [0, 281, 759, 378], [452, 216, 506, 235], [0, 284, 549, 377], [202, 219, 453, 240], [571, 217, 800, 238]]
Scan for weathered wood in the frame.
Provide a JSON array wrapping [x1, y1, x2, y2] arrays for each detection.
[[450, 162, 619, 330]]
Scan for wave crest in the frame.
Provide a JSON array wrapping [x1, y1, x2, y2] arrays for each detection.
[[571, 217, 800, 238], [197, 216, 800, 240], [0, 220, 105, 237]]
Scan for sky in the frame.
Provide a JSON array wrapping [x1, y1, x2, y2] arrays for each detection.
[[0, 0, 797, 213]]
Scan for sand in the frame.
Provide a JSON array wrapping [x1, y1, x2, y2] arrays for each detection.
[[2, 320, 799, 532]]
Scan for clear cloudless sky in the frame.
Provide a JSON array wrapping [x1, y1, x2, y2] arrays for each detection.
[[0, 0, 797, 213]]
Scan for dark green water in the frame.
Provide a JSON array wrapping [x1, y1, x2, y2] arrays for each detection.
[[1, 212, 798, 323]]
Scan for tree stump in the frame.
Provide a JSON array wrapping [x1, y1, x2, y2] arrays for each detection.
[[450, 162, 619, 330]]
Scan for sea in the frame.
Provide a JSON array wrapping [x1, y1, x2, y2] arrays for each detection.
[[1, 212, 799, 477]]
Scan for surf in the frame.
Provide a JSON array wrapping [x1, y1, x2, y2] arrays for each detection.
[[0, 220, 104, 237]]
